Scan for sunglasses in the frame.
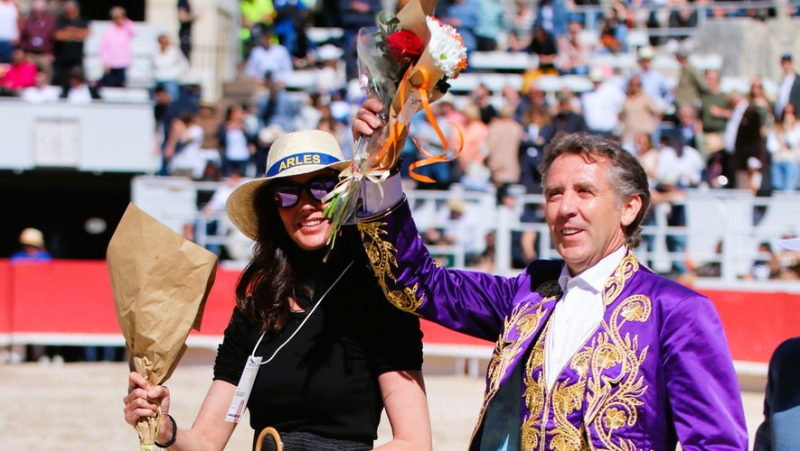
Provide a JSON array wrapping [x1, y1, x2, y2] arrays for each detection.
[[271, 176, 338, 208]]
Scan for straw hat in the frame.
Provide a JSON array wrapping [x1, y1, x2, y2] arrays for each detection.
[[19, 228, 45, 248], [226, 130, 350, 240], [778, 238, 800, 251]]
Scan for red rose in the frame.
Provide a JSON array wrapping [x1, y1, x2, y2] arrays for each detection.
[[386, 30, 423, 65]]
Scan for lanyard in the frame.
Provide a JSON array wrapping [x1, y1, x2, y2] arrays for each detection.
[[226, 260, 354, 423], [251, 260, 354, 365]]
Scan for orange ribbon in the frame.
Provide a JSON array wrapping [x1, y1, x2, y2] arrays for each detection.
[[406, 67, 463, 183]]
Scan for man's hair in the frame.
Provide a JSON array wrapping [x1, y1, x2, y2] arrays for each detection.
[[538, 132, 651, 248]]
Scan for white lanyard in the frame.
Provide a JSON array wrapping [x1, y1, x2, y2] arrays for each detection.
[[225, 260, 353, 423]]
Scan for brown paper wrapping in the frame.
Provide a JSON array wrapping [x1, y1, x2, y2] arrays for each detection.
[[108, 203, 218, 447]]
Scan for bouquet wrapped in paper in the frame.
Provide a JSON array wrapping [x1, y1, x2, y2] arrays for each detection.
[[108, 203, 218, 451], [323, 0, 467, 252]]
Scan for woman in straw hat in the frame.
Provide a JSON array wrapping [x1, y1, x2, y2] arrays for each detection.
[[124, 130, 431, 450]]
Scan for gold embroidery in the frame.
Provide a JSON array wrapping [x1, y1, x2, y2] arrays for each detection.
[[474, 300, 550, 447], [536, 280, 562, 298], [584, 292, 652, 451], [357, 221, 424, 313], [603, 408, 626, 430], [521, 251, 644, 451], [603, 252, 639, 306]]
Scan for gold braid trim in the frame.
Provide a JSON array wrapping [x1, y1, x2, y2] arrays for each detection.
[[358, 220, 424, 313]]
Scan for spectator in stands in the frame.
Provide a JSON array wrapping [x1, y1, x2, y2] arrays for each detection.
[[674, 45, 707, 110], [245, 26, 292, 85], [0, 48, 36, 93], [99, 6, 135, 88], [675, 106, 702, 154], [767, 104, 800, 192], [153, 34, 189, 102], [196, 101, 222, 170], [656, 132, 701, 283], [457, 103, 491, 190], [598, 2, 627, 54], [165, 111, 204, 178], [486, 104, 524, 187], [557, 21, 589, 75], [733, 101, 767, 193], [506, 0, 535, 52], [240, 0, 275, 58], [541, 89, 587, 145], [21, 70, 58, 102], [339, 0, 381, 79], [61, 67, 96, 103], [581, 68, 625, 137], [177, 0, 199, 60], [444, 0, 480, 54], [620, 74, 661, 151], [516, 80, 548, 123], [474, 0, 503, 51], [700, 70, 730, 153], [774, 233, 800, 280], [272, 0, 310, 61], [469, 83, 496, 124], [314, 44, 345, 94], [520, 104, 549, 150], [749, 242, 780, 281], [527, 26, 558, 75], [667, 0, 698, 33], [10, 227, 52, 262], [19, 0, 55, 82], [219, 104, 255, 176], [258, 70, 301, 133], [533, 0, 567, 39], [0, 0, 19, 64], [634, 46, 673, 112], [776, 53, 800, 120], [750, 76, 774, 128], [52, 0, 88, 89]]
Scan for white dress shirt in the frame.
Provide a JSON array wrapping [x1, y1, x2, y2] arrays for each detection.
[[545, 246, 626, 388], [581, 82, 626, 133], [244, 44, 293, 85]]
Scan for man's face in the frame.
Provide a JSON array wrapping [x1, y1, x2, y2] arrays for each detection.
[[782, 59, 793, 75], [544, 154, 640, 275], [639, 58, 651, 71]]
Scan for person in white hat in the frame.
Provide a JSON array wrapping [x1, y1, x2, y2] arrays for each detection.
[[10, 228, 52, 262], [633, 45, 673, 112], [124, 130, 431, 450]]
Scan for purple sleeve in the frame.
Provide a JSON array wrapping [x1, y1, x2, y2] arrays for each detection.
[[660, 294, 748, 450], [358, 198, 524, 341]]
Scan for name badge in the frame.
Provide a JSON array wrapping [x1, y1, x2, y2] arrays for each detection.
[[225, 355, 262, 423]]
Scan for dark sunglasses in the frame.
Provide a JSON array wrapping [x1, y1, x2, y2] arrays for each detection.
[[271, 177, 338, 208]]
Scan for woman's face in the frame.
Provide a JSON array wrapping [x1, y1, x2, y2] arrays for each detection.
[[273, 171, 338, 251]]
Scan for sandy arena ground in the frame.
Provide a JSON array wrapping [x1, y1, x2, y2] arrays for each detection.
[[0, 360, 764, 450]]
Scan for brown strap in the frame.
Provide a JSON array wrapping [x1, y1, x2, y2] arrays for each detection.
[[255, 427, 283, 451]]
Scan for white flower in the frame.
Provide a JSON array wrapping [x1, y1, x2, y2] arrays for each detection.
[[426, 16, 467, 79]]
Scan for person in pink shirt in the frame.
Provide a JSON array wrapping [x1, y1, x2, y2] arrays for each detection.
[[98, 6, 134, 87], [0, 48, 36, 92]]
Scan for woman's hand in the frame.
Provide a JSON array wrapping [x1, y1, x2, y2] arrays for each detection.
[[123, 372, 172, 440], [353, 98, 384, 140]]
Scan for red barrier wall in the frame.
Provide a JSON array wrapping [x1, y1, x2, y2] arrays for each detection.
[[0, 261, 11, 338], [2, 259, 798, 363]]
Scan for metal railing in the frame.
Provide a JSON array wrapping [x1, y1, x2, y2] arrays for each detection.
[[179, 180, 800, 284]]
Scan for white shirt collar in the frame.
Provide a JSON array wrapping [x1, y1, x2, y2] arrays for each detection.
[[557, 246, 627, 295]]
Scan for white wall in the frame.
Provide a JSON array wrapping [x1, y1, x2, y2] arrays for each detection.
[[0, 99, 158, 173]]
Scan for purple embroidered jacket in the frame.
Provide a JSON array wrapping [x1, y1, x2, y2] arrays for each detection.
[[358, 200, 748, 450]]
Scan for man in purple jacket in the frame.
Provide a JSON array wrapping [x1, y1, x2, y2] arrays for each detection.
[[353, 100, 747, 450]]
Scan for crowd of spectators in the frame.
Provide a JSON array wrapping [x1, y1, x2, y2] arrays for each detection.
[[4, 0, 799, 280]]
